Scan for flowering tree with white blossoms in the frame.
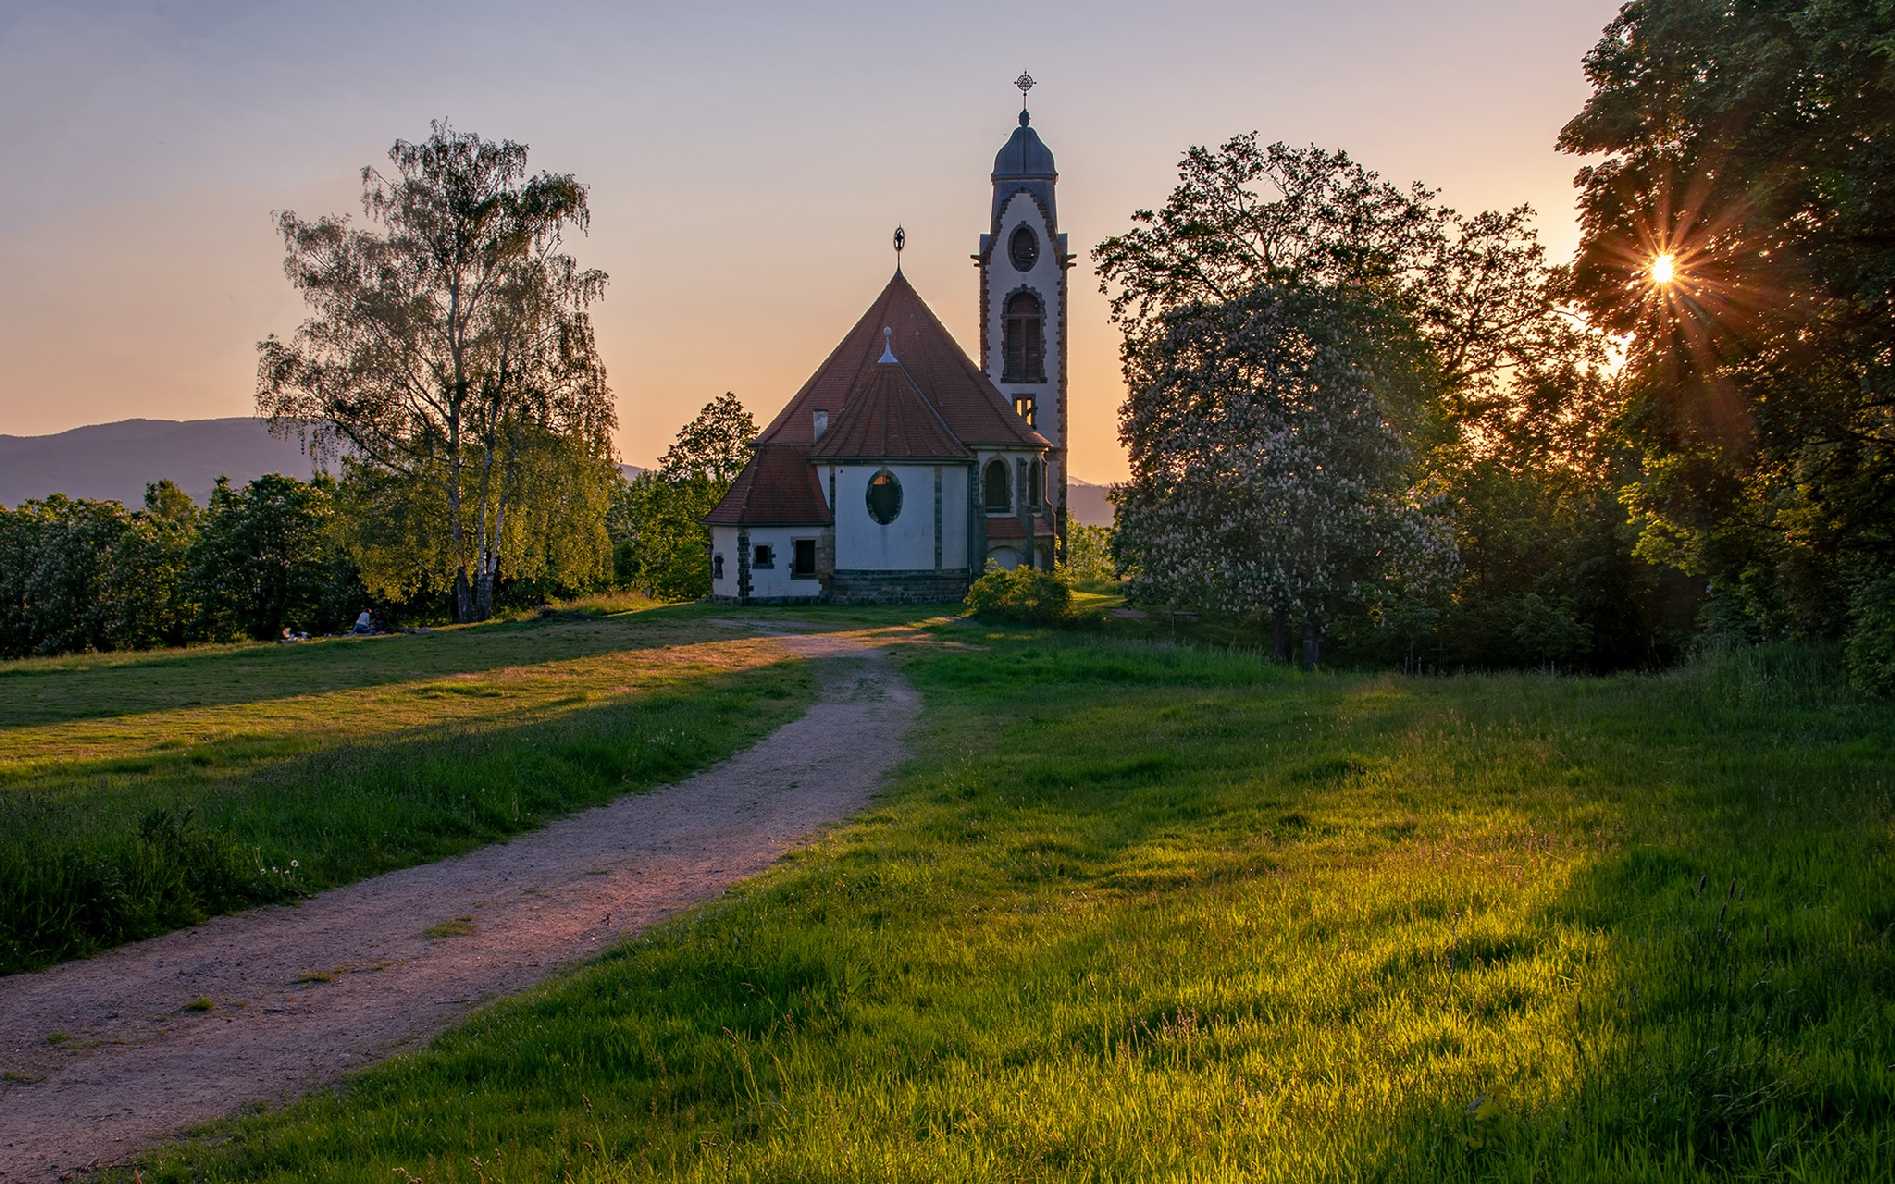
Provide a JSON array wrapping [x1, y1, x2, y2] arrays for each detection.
[[1112, 285, 1453, 665], [1097, 137, 1594, 665]]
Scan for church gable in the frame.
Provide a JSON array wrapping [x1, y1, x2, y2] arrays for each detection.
[[758, 272, 1046, 452]]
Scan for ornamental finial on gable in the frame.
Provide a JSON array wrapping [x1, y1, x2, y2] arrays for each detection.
[[1014, 71, 1035, 125], [879, 326, 897, 364]]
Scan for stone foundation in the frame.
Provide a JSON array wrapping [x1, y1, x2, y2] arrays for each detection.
[[827, 569, 973, 605]]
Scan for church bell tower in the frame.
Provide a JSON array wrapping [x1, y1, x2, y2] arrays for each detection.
[[977, 72, 1070, 555]]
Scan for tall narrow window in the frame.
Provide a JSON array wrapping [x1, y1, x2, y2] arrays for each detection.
[[1002, 292, 1045, 382], [1013, 393, 1037, 428], [983, 458, 1011, 513], [1028, 459, 1044, 509]]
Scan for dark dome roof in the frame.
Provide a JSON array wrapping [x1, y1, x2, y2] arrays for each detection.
[[992, 111, 1056, 179]]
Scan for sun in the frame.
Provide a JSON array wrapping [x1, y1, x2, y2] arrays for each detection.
[[1651, 253, 1677, 286]]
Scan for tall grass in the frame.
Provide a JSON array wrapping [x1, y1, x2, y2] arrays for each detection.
[[0, 607, 818, 971], [124, 628, 1894, 1181]]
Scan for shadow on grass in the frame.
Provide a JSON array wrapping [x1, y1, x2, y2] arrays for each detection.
[[115, 632, 1895, 1182], [0, 603, 880, 733], [1335, 663, 1895, 1181], [0, 649, 823, 974]]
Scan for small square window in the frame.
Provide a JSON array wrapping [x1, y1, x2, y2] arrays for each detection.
[[752, 544, 774, 569], [792, 538, 817, 577]]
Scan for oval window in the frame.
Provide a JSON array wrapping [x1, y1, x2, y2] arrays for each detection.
[[1009, 225, 1039, 272], [865, 468, 903, 525]]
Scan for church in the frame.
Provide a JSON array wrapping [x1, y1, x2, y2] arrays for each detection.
[[707, 79, 1071, 605]]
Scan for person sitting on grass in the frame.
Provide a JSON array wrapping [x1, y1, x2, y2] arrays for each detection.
[[279, 627, 308, 643], [351, 610, 375, 635]]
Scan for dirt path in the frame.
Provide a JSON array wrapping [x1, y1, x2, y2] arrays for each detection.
[[0, 627, 917, 1182]]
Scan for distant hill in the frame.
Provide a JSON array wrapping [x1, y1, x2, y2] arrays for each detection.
[[1066, 477, 1115, 528], [0, 416, 1095, 521], [0, 418, 328, 508], [0, 418, 654, 508]]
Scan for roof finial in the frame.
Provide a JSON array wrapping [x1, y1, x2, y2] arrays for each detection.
[[879, 325, 897, 364], [892, 224, 905, 274], [1014, 70, 1035, 125]]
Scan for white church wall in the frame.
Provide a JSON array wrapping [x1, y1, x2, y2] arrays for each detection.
[[743, 526, 824, 600], [835, 463, 945, 571], [940, 465, 969, 570], [710, 527, 741, 599]]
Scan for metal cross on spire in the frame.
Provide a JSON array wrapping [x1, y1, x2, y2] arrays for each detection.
[[892, 225, 905, 273], [1014, 70, 1036, 111]]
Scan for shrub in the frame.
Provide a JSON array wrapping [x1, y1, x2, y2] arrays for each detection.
[[1844, 566, 1895, 697], [964, 565, 1073, 625]]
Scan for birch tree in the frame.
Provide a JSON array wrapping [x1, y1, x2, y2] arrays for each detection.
[[257, 122, 616, 620]]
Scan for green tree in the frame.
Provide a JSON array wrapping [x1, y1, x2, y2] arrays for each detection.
[[659, 391, 756, 485], [3, 496, 135, 656], [189, 475, 359, 641], [1058, 522, 1117, 585], [0, 504, 34, 657], [257, 122, 617, 621], [609, 471, 720, 601], [1095, 135, 1654, 669], [609, 396, 757, 601], [1560, 0, 1895, 683], [102, 480, 202, 650]]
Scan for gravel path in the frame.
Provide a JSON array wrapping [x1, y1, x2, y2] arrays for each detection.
[[0, 627, 916, 1182]]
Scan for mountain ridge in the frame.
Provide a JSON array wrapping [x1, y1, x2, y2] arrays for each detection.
[[0, 417, 1112, 524]]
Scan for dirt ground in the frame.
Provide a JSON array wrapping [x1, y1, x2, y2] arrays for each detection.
[[0, 628, 916, 1182]]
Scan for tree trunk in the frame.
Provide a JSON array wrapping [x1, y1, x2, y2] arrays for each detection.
[[1272, 606, 1291, 663], [474, 566, 494, 620], [453, 567, 472, 622], [1301, 612, 1322, 671]]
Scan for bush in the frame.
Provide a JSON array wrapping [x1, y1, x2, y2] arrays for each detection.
[[964, 565, 1073, 625], [1844, 566, 1895, 696]]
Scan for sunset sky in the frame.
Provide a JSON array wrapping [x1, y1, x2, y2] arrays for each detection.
[[0, 0, 1618, 482]]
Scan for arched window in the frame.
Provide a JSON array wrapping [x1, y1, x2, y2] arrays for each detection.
[[1028, 459, 1044, 510], [1002, 292, 1045, 382], [866, 468, 903, 524], [983, 458, 1011, 514]]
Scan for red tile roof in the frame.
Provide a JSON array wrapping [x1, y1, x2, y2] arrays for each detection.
[[761, 271, 1049, 451], [809, 359, 972, 462], [705, 443, 831, 526], [709, 271, 1047, 527]]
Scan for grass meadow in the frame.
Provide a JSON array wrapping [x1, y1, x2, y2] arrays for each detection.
[[119, 621, 1894, 1182], [0, 603, 824, 971]]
